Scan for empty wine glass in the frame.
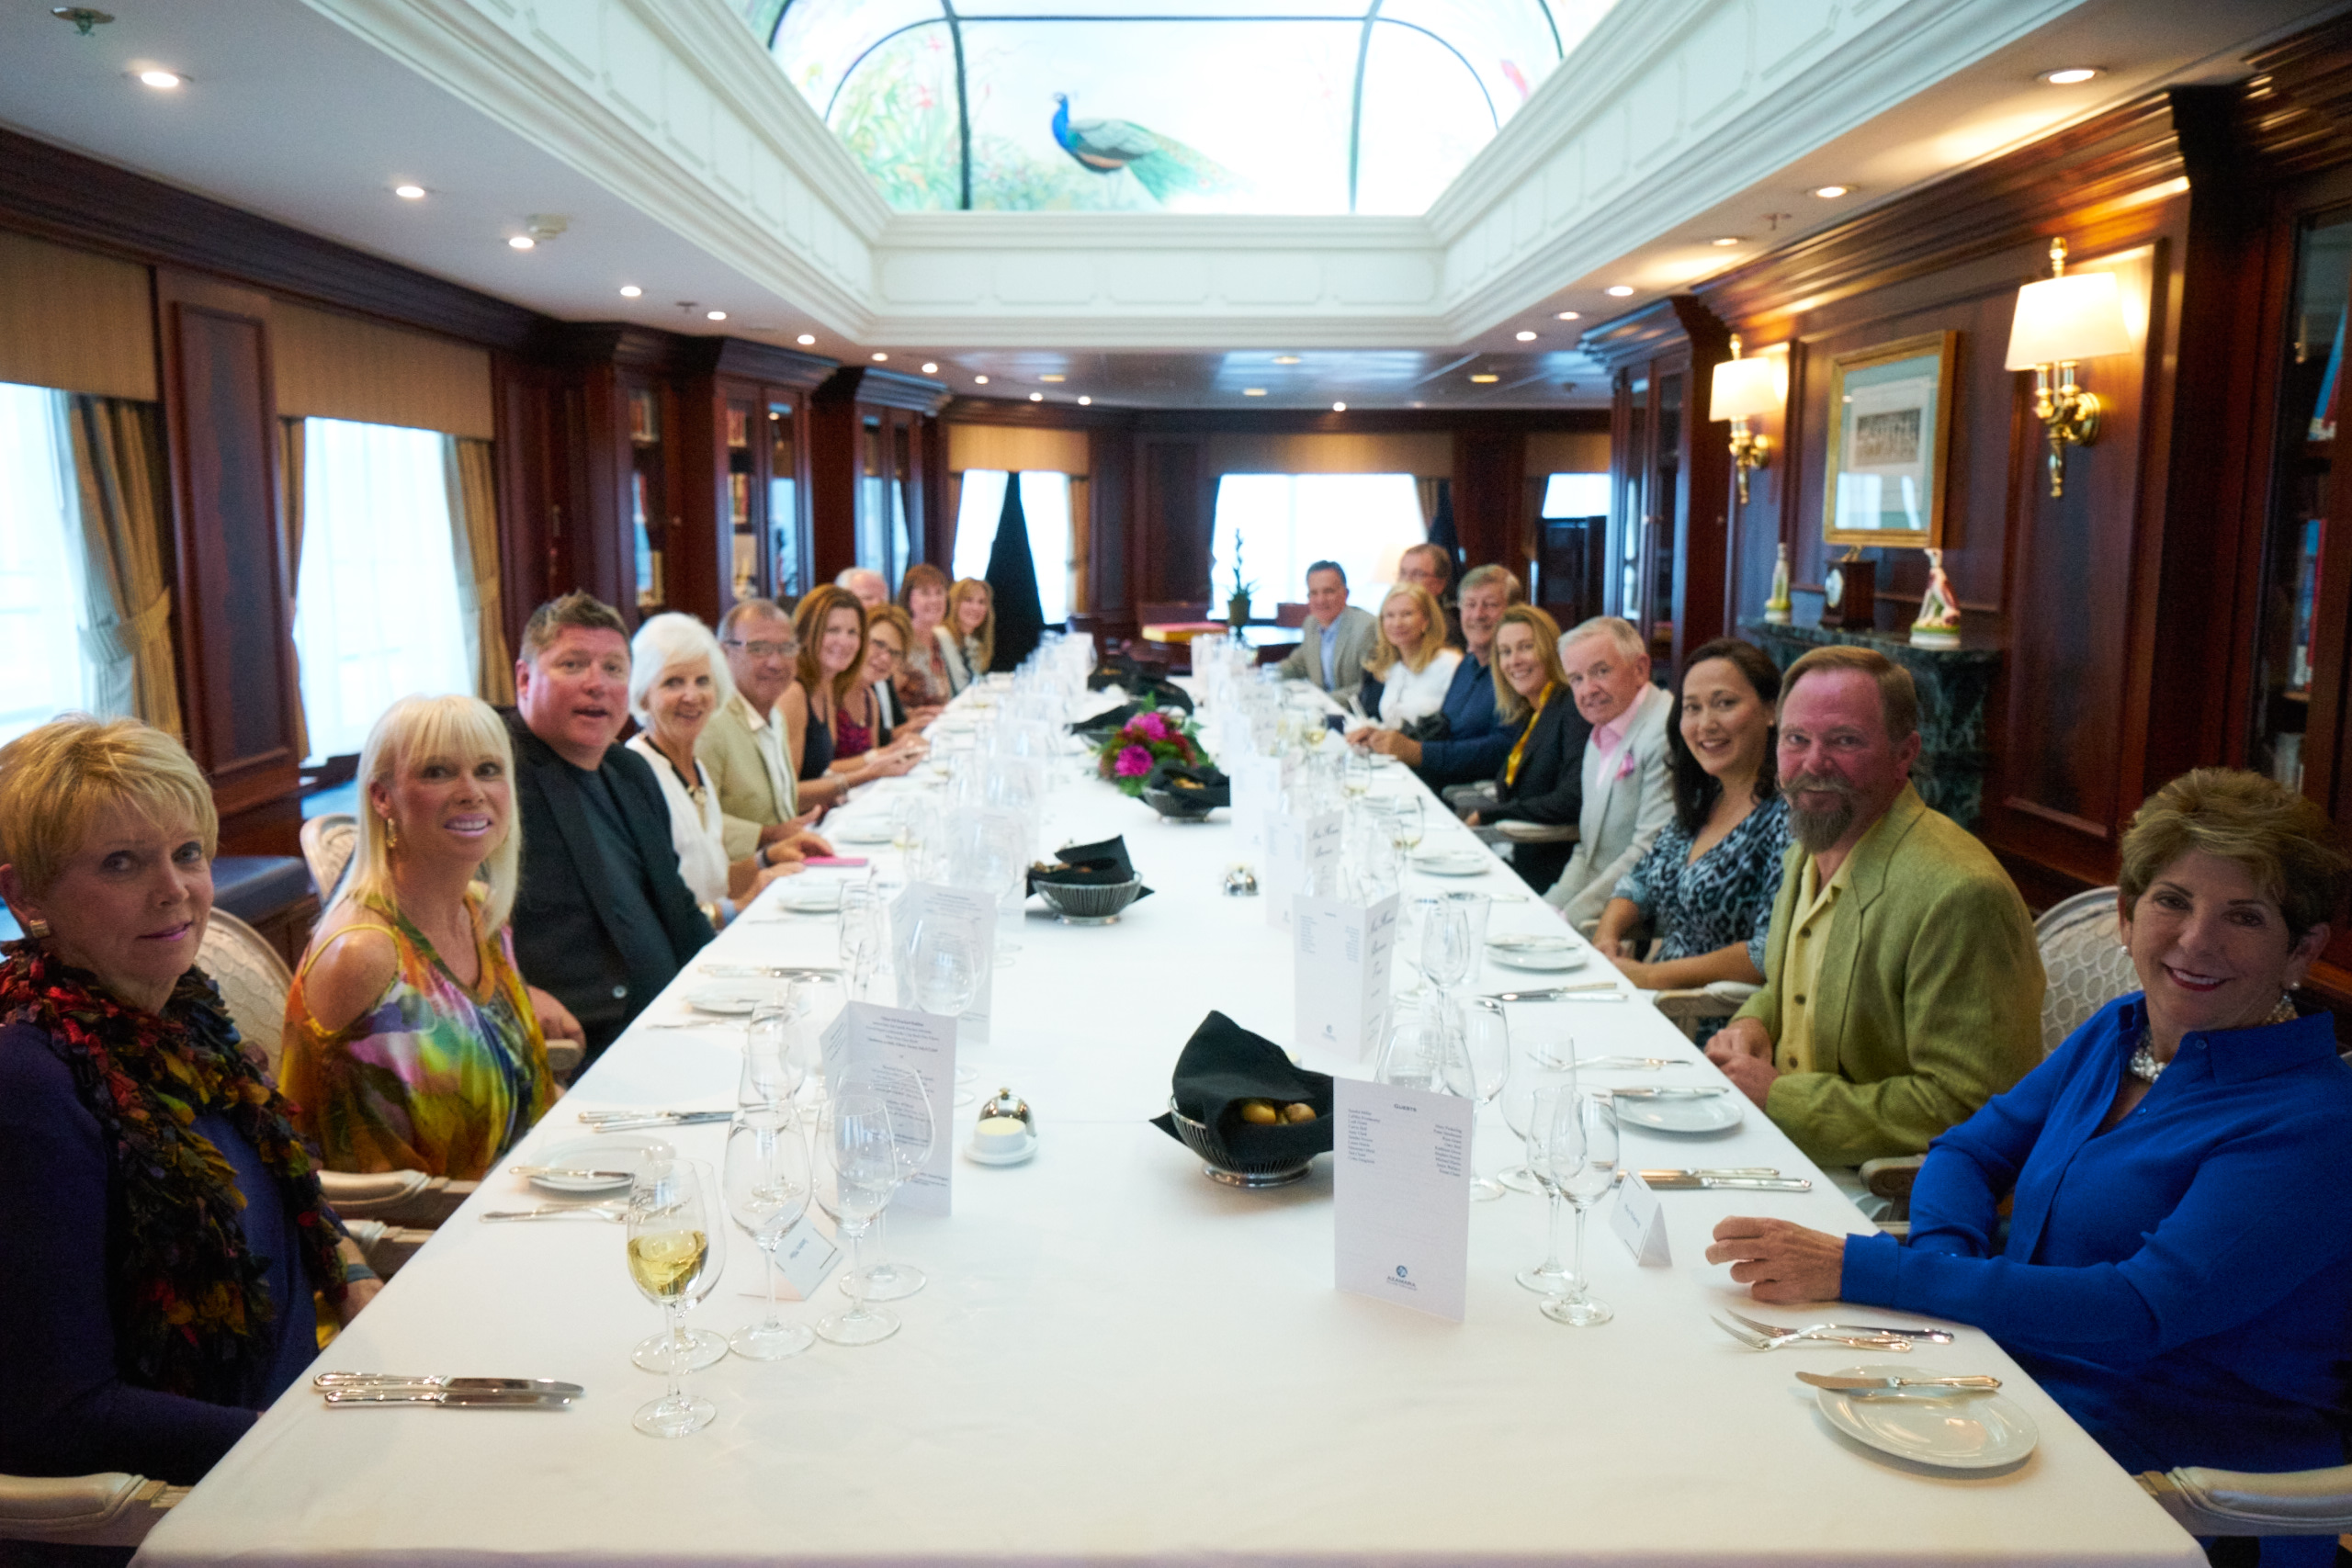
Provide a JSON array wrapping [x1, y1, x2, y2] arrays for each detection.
[[1374, 1001, 1453, 1094], [813, 1091, 901, 1347], [739, 992, 805, 1112], [1442, 890, 1493, 973], [839, 1062, 935, 1303], [1447, 999, 1510, 1201], [838, 886, 886, 998], [626, 1157, 720, 1437], [910, 921, 978, 1018], [1541, 1093, 1618, 1327], [1420, 900, 1474, 992], [722, 1111, 814, 1361], [1495, 1060, 1552, 1194], [1516, 1080, 1577, 1294]]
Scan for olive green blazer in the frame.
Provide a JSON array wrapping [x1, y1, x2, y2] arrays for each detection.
[[1733, 784, 2045, 1168]]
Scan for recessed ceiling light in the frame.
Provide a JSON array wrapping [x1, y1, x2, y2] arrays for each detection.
[[871, 352, 888, 362], [1555, 310, 1581, 321], [1605, 285, 1634, 297], [1711, 236, 1742, 247], [1812, 184, 1850, 199], [1242, 388, 1267, 396], [507, 235, 536, 251], [2042, 67, 2099, 85], [1515, 330, 1538, 342], [1469, 374, 1500, 384], [1078, 395, 1092, 406], [921, 362, 938, 374], [1029, 391, 1044, 401], [393, 184, 426, 201], [619, 285, 642, 299], [136, 69, 181, 89], [1272, 355, 1301, 366], [1040, 373, 1066, 382], [975, 375, 990, 385], [1331, 401, 1347, 412], [705, 310, 726, 321], [796, 333, 816, 345]]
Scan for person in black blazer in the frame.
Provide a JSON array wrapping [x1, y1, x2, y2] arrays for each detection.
[[503, 593, 713, 1066], [1464, 605, 1591, 896]]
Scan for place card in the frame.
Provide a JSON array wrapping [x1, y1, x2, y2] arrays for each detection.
[[1228, 752, 1291, 861], [1261, 809, 1342, 931], [1610, 1170, 1671, 1266], [819, 1000, 957, 1215], [1294, 891, 1399, 1060], [1333, 1077, 1471, 1322], [737, 1213, 844, 1303], [888, 881, 995, 1043]]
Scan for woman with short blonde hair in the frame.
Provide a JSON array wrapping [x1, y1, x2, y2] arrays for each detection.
[[1360, 583, 1460, 731], [284, 694, 566, 1178]]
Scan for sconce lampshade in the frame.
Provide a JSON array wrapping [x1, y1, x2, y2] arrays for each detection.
[[1709, 353, 1785, 423], [2005, 270, 2132, 368]]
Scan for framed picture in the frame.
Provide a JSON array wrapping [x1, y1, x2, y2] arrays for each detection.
[[1821, 331, 1957, 548]]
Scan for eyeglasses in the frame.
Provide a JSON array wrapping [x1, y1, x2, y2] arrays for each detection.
[[724, 639, 798, 660]]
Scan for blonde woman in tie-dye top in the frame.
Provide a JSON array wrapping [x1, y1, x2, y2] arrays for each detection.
[[281, 695, 572, 1178]]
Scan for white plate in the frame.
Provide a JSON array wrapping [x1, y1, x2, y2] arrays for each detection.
[[526, 1134, 675, 1195], [1607, 1089, 1743, 1133], [829, 818, 896, 846], [1814, 1361, 2040, 1471], [684, 985, 769, 1016], [775, 882, 844, 913], [1489, 945, 1590, 974], [1413, 851, 1491, 877]]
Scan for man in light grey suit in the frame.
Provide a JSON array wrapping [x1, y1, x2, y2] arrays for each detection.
[[1544, 616, 1675, 926], [1273, 560, 1378, 696]]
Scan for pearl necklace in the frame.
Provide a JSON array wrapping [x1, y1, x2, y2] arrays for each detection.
[[2129, 994, 2299, 1082]]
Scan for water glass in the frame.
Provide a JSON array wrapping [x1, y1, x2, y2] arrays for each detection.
[[1515, 1080, 1577, 1294], [1419, 901, 1474, 991], [813, 1091, 901, 1347], [722, 1111, 815, 1361], [1447, 1000, 1510, 1201], [738, 995, 806, 1113]]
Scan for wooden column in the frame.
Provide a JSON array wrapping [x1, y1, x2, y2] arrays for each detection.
[[1451, 428, 1525, 572]]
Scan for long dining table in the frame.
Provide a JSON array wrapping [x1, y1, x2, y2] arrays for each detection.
[[139, 684, 2204, 1568]]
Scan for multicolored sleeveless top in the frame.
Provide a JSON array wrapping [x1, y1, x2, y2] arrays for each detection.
[[280, 895, 554, 1180]]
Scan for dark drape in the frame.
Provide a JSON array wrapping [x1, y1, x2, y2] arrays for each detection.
[[1426, 478, 1461, 569], [985, 471, 1045, 671]]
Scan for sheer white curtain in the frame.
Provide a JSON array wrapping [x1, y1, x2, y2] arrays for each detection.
[[0, 382, 92, 743], [951, 469, 1073, 625], [1209, 473, 1423, 611], [292, 418, 472, 761]]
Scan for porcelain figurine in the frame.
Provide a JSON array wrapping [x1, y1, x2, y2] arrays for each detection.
[[1764, 542, 1793, 625], [1910, 547, 1962, 649]]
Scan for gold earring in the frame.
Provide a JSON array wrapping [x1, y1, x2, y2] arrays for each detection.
[[382, 814, 400, 851], [23, 917, 50, 939]]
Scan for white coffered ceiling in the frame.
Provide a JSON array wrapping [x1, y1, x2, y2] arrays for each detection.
[[0, 0, 2342, 408]]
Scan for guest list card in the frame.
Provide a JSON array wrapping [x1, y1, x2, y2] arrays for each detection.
[[1333, 1077, 1472, 1322], [1261, 809, 1342, 931], [889, 881, 995, 1042], [1293, 891, 1399, 1060], [819, 1000, 956, 1215]]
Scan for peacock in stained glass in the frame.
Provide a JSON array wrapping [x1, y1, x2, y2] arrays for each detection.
[[1050, 93, 1237, 205]]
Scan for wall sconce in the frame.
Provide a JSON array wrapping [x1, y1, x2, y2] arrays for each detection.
[[2005, 237, 2132, 499], [1709, 336, 1785, 505]]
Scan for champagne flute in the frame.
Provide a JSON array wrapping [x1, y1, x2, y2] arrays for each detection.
[[1541, 1094, 1618, 1327], [626, 1157, 719, 1437], [1516, 1080, 1577, 1293], [1447, 999, 1511, 1201], [722, 1111, 815, 1360], [813, 1091, 901, 1347]]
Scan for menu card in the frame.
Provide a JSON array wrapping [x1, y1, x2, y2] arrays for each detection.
[[1333, 1077, 1471, 1322], [820, 1000, 957, 1216], [1293, 891, 1399, 1060], [1262, 809, 1342, 931], [1228, 753, 1291, 862], [889, 881, 996, 1043]]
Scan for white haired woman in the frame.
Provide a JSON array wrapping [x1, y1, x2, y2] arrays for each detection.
[[626, 612, 797, 927], [283, 694, 575, 1179]]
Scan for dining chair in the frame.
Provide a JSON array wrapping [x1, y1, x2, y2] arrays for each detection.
[[299, 812, 358, 907], [2138, 1461, 2352, 1540], [199, 908, 294, 1080], [0, 1471, 188, 1548]]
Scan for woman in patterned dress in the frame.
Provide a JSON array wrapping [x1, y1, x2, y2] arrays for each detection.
[[1592, 638, 1790, 991], [282, 694, 574, 1179]]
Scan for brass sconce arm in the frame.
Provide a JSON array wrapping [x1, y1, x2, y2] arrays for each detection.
[[2030, 363, 2101, 499], [1728, 418, 1770, 504]]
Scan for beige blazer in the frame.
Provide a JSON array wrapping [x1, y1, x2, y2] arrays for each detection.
[[1544, 682, 1675, 926], [696, 692, 797, 862]]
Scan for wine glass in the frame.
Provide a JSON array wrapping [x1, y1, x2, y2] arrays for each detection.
[[1387, 795, 1426, 856], [1342, 751, 1374, 799], [626, 1157, 720, 1437], [912, 919, 982, 1109], [838, 885, 886, 998], [1516, 1080, 1578, 1294], [813, 1091, 901, 1347], [1540, 1093, 1618, 1327], [1495, 1060, 1553, 1194], [722, 1111, 815, 1361], [1447, 999, 1510, 1201], [1442, 890, 1493, 971], [839, 1062, 935, 1303], [1419, 900, 1474, 993], [1374, 1002, 1452, 1094], [738, 992, 805, 1113]]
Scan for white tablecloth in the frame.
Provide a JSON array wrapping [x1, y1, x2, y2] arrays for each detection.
[[139, 706, 2202, 1567]]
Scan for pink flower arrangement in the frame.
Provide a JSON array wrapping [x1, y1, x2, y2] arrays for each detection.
[[1114, 745, 1154, 777], [1128, 710, 1170, 741], [1092, 697, 1211, 797]]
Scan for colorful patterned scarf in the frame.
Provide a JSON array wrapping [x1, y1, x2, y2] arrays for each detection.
[[0, 941, 346, 1403]]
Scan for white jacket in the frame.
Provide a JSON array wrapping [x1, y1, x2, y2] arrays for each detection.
[[1544, 681, 1676, 926], [1375, 649, 1463, 728], [627, 733, 730, 909]]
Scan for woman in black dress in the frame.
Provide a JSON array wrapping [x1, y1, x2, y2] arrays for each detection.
[[1464, 605, 1592, 896]]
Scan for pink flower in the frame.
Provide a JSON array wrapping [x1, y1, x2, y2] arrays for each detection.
[[1114, 744, 1154, 778], [1127, 711, 1170, 741]]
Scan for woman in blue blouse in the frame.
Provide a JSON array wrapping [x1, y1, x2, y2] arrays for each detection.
[[1592, 637, 1789, 988], [1711, 768, 2352, 1568]]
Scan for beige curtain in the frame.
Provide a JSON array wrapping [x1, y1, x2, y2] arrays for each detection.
[[444, 436, 514, 705], [280, 418, 309, 760], [275, 302, 494, 438], [1415, 478, 1442, 536], [1066, 475, 1090, 615], [946, 423, 1090, 475], [944, 472, 964, 570], [66, 398, 181, 738]]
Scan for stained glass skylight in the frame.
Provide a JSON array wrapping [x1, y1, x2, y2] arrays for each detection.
[[744, 1, 1618, 215]]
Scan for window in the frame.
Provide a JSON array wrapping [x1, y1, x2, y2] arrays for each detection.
[[0, 382, 91, 744], [1210, 473, 1424, 615], [292, 418, 472, 761], [952, 470, 1073, 626], [1541, 472, 1610, 518]]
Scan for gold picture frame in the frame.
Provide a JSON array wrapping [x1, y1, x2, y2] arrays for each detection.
[[1821, 330, 1957, 549]]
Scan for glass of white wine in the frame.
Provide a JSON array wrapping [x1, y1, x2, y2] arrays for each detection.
[[627, 1158, 721, 1437], [1388, 795, 1426, 857]]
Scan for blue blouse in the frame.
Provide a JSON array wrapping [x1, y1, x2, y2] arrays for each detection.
[[1842, 997, 2352, 1494], [1611, 795, 1789, 975]]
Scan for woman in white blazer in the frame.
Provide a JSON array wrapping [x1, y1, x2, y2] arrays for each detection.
[[1362, 584, 1462, 729]]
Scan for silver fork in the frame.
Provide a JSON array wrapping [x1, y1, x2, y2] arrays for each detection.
[[1708, 1314, 1912, 1352], [479, 1203, 628, 1224], [1725, 1307, 1951, 1346]]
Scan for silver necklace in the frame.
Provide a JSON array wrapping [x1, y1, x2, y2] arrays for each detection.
[[2130, 993, 2298, 1082]]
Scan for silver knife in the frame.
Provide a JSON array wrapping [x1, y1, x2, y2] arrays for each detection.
[[314, 1373, 584, 1396], [589, 1111, 734, 1132], [1485, 986, 1627, 1003], [1638, 1168, 1781, 1179], [1577, 1056, 1693, 1070], [1605, 1086, 1729, 1100], [1639, 1174, 1813, 1190], [698, 963, 841, 978], [323, 1389, 577, 1408], [509, 1165, 635, 1181], [1794, 1371, 1997, 1393], [1809, 1322, 1957, 1345]]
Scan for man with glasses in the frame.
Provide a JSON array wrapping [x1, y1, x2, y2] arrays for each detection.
[[702, 598, 832, 871]]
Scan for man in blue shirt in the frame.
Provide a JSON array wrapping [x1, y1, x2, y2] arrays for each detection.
[[1273, 561, 1376, 694], [1347, 565, 1521, 790]]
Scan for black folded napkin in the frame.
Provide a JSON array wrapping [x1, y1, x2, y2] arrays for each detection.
[[1026, 835, 1154, 901], [1142, 760, 1230, 808], [1149, 1010, 1335, 1165]]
